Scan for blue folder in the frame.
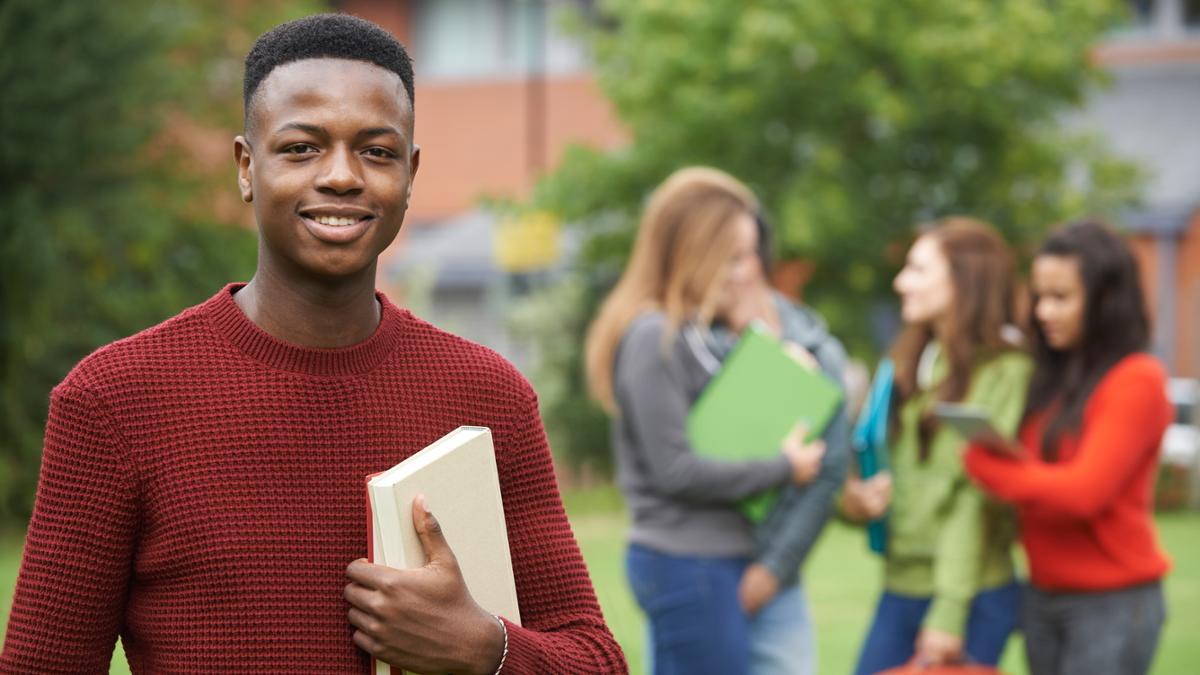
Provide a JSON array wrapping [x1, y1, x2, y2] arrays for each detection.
[[852, 359, 893, 554]]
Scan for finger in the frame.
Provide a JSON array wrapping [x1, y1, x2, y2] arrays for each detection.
[[806, 440, 827, 457], [412, 494, 455, 567], [344, 581, 386, 615], [346, 558, 395, 590], [347, 606, 384, 637], [782, 342, 818, 370], [868, 473, 892, 490], [787, 421, 811, 444], [352, 629, 385, 658]]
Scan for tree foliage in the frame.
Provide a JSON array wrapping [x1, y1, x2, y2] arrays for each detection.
[[524, 0, 1144, 470], [0, 0, 318, 523]]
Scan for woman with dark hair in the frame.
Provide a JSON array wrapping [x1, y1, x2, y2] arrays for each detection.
[[842, 218, 1032, 673], [965, 220, 1171, 675]]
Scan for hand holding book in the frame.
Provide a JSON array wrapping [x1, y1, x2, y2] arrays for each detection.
[[345, 494, 506, 675], [840, 472, 892, 524], [782, 422, 827, 485], [357, 427, 518, 674]]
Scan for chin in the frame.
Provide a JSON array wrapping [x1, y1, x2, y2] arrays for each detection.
[[301, 258, 375, 281], [899, 308, 927, 326], [1042, 334, 1069, 351]]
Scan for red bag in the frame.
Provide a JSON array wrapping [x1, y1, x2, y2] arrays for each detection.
[[878, 665, 1005, 675]]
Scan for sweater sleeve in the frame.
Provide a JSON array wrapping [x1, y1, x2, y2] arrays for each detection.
[[0, 384, 139, 674], [965, 358, 1170, 521], [613, 317, 792, 504], [491, 389, 627, 674], [755, 340, 852, 586], [926, 354, 1029, 637]]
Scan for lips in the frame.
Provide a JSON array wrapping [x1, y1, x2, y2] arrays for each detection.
[[298, 208, 376, 245]]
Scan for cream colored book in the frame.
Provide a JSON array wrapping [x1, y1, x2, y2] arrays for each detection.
[[366, 426, 521, 675]]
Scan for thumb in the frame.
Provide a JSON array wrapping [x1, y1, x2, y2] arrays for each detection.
[[871, 472, 893, 492], [787, 421, 811, 445], [412, 494, 455, 567]]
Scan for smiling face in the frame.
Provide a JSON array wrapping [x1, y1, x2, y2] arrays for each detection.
[[1032, 254, 1086, 351], [893, 234, 955, 327], [711, 211, 762, 323], [234, 58, 420, 283]]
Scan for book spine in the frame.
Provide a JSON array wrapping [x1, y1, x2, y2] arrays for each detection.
[[365, 473, 393, 675]]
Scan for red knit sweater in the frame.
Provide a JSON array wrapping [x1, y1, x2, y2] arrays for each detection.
[[964, 354, 1172, 592], [1, 284, 626, 674]]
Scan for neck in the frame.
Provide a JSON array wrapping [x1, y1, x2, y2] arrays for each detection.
[[234, 265, 381, 348], [931, 315, 954, 346]]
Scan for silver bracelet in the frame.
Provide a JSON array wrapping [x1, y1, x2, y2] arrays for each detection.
[[492, 614, 509, 675]]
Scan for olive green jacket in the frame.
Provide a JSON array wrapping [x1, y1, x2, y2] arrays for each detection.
[[884, 347, 1032, 637]]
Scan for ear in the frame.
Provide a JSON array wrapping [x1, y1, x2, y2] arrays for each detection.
[[405, 144, 421, 208], [233, 136, 254, 203]]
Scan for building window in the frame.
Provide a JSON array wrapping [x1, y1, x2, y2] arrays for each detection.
[[1130, 0, 1155, 25], [1184, 0, 1200, 27], [414, 0, 591, 83]]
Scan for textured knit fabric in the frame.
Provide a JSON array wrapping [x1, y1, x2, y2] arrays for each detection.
[[883, 347, 1032, 637], [1, 284, 626, 674], [964, 353, 1172, 592], [611, 311, 792, 559]]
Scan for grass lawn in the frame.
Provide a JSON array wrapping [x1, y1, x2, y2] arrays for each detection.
[[3, 488, 1198, 674]]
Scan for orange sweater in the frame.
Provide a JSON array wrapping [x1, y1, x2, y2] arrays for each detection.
[[964, 354, 1172, 592]]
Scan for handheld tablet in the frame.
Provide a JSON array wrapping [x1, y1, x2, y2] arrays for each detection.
[[932, 403, 1024, 458]]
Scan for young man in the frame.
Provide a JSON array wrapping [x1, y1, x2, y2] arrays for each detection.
[[1, 14, 626, 674]]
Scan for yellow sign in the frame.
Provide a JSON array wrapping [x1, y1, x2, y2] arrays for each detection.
[[494, 211, 561, 273]]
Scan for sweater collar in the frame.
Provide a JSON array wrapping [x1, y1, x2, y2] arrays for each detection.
[[203, 282, 407, 377]]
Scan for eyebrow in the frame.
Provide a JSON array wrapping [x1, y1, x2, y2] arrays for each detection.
[[274, 122, 405, 140]]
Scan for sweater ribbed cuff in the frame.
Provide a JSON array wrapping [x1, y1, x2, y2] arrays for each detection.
[[496, 619, 540, 674], [924, 595, 969, 638], [758, 549, 799, 589]]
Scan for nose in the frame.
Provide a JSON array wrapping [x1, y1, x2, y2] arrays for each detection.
[[1035, 298, 1053, 323], [316, 145, 365, 195]]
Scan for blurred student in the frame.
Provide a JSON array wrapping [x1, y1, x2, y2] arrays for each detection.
[[965, 220, 1171, 675], [840, 218, 1032, 674], [706, 213, 852, 675], [585, 167, 846, 674]]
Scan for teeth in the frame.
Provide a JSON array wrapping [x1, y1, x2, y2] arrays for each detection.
[[313, 215, 360, 226]]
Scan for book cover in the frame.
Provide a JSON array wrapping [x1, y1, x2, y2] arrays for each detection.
[[852, 358, 894, 554], [365, 427, 521, 675], [687, 326, 844, 521]]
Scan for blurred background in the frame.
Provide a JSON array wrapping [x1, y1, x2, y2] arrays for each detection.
[[2, 1, 1198, 672]]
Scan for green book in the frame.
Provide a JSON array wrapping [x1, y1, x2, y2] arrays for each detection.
[[687, 325, 844, 521]]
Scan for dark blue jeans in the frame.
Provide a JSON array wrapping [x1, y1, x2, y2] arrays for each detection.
[[853, 580, 1021, 675], [626, 544, 751, 675]]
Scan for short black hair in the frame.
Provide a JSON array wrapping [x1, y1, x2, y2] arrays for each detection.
[[243, 13, 414, 118]]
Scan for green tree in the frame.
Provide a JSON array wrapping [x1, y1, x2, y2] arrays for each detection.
[[0, 0, 317, 523], [524, 0, 1143, 471]]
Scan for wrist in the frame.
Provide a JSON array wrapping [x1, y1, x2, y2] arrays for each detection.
[[464, 611, 507, 675]]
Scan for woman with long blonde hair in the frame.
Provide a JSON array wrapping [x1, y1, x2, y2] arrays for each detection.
[[587, 167, 846, 674]]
